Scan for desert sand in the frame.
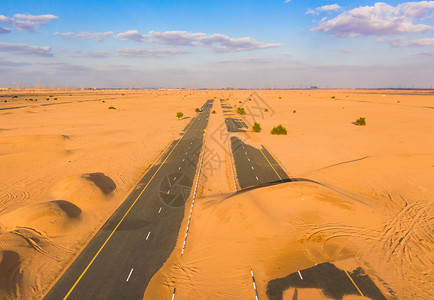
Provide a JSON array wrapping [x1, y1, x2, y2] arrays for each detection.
[[0, 89, 433, 299]]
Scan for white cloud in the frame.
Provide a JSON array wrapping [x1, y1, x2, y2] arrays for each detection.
[[196, 33, 281, 52], [0, 42, 53, 57], [70, 50, 111, 58], [306, 4, 341, 15], [219, 57, 274, 64], [116, 30, 281, 52], [399, 1, 434, 18], [313, 2, 434, 37], [147, 31, 204, 46], [54, 31, 113, 41], [116, 30, 146, 42], [117, 47, 191, 57], [0, 14, 58, 31], [377, 37, 434, 47], [0, 26, 11, 34]]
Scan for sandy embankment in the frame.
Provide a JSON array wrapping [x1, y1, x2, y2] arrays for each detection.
[[145, 90, 433, 299], [0, 89, 209, 299]]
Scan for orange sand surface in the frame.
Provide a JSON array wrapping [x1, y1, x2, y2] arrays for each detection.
[[145, 89, 433, 300], [0, 89, 433, 299], [0, 89, 208, 299]]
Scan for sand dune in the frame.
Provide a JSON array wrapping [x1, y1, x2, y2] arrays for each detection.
[[0, 89, 432, 299]]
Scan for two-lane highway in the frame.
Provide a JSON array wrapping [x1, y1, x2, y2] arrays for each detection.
[[45, 99, 213, 300], [221, 99, 290, 189]]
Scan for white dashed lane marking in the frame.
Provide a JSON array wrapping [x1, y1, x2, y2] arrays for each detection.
[[146, 232, 151, 240], [126, 269, 134, 282], [298, 271, 303, 280], [158, 207, 162, 214]]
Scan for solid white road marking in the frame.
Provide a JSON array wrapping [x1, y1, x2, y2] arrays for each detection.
[[298, 271, 303, 280], [158, 207, 162, 214], [174, 177, 176, 181], [183, 158, 185, 162], [251, 166, 254, 170], [179, 166, 181, 170], [126, 269, 134, 282], [248, 158, 250, 161], [167, 190, 170, 194], [256, 176, 259, 180], [146, 231, 151, 240]]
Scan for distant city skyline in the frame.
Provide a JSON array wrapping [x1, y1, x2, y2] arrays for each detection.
[[1, 0, 434, 88]]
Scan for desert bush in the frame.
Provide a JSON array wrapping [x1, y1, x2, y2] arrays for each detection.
[[46, 98, 49, 100], [239, 101, 242, 103], [331, 96, 336, 99], [212, 110, 216, 114], [195, 107, 200, 112], [252, 122, 262, 133], [264, 108, 268, 112], [293, 110, 296, 113], [237, 107, 246, 115], [271, 124, 287, 135], [102, 100, 105, 103], [108, 106, 116, 109], [54, 98, 57, 100], [49, 95, 53, 97], [176, 112, 183, 119], [354, 117, 366, 126], [278, 96, 282, 99]]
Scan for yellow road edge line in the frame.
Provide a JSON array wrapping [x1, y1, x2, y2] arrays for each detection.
[[344, 270, 365, 297], [63, 113, 199, 299], [259, 148, 283, 182]]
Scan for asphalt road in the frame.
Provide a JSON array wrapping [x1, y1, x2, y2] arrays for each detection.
[[221, 99, 290, 189], [45, 99, 213, 300], [220, 99, 388, 299]]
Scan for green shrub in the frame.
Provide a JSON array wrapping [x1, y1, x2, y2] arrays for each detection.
[[195, 108, 200, 113], [354, 117, 366, 126], [264, 108, 268, 112], [293, 110, 296, 113], [212, 110, 216, 114], [54, 98, 57, 100], [331, 96, 336, 99], [176, 111, 183, 119], [252, 122, 262, 133], [108, 106, 116, 109], [271, 124, 287, 135], [102, 100, 105, 103], [237, 107, 246, 115]]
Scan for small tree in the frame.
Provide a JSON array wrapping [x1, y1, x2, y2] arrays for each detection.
[[354, 117, 366, 126], [252, 122, 262, 133], [237, 107, 246, 115], [176, 112, 184, 119], [271, 124, 287, 135], [195, 108, 200, 112]]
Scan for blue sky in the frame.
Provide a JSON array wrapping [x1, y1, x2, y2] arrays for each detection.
[[1, 0, 433, 88]]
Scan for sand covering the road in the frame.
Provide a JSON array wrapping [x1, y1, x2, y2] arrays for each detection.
[[0, 89, 432, 299], [145, 90, 433, 299], [0, 89, 208, 299]]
